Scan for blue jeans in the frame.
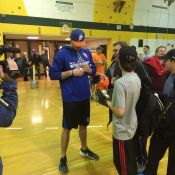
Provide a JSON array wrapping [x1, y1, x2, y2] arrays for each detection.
[[0, 157, 2, 175]]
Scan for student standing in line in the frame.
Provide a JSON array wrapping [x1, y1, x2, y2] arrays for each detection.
[[106, 46, 141, 175]]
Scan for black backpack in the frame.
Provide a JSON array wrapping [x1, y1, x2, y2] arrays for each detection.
[[135, 60, 165, 137], [136, 86, 164, 137]]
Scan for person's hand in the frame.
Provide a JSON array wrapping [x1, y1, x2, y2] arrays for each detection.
[[0, 65, 5, 78], [106, 100, 111, 107], [111, 77, 117, 85], [72, 67, 84, 77], [0, 65, 11, 80], [7, 57, 18, 71], [82, 64, 92, 74]]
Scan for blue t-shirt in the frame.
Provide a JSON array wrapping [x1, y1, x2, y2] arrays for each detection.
[[49, 46, 96, 102]]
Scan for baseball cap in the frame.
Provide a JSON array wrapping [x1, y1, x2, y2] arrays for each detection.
[[119, 46, 137, 62], [162, 49, 175, 60], [70, 29, 86, 47]]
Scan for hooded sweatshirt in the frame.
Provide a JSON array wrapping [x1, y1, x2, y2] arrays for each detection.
[[49, 46, 96, 102], [143, 56, 168, 94]]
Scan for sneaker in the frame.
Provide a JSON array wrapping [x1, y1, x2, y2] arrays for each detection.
[[80, 148, 99, 160], [137, 162, 146, 173], [59, 157, 68, 174]]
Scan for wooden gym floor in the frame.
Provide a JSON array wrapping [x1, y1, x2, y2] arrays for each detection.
[[0, 79, 168, 175]]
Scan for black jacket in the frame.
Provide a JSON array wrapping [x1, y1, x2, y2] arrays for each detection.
[[31, 54, 41, 66], [41, 54, 50, 67], [159, 95, 175, 143]]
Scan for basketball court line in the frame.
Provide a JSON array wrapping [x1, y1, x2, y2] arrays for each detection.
[[45, 127, 59, 130], [88, 125, 103, 128], [6, 127, 23, 130], [89, 127, 112, 142]]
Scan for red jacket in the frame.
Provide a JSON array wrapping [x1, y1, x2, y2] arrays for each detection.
[[143, 56, 168, 94]]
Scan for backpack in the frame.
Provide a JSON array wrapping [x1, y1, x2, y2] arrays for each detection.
[[136, 86, 164, 137], [135, 60, 165, 137]]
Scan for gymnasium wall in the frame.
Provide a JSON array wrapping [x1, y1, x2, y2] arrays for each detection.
[[132, 0, 175, 54]]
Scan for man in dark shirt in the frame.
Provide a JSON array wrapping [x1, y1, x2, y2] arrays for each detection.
[[41, 50, 50, 78], [31, 49, 41, 80], [22, 52, 30, 81], [144, 49, 175, 175]]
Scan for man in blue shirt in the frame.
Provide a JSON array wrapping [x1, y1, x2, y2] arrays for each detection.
[[0, 58, 18, 175], [144, 49, 175, 175], [49, 29, 99, 174]]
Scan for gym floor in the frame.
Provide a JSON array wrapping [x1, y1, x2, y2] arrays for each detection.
[[0, 79, 168, 175]]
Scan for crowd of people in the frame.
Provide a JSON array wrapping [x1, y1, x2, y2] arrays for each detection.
[[1, 28, 175, 175], [21, 49, 50, 81], [49, 29, 175, 175]]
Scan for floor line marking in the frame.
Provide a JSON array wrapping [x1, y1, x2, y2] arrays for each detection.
[[45, 127, 59, 130], [88, 125, 103, 128], [90, 127, 112, 141], [42, 170, 58, 175], [6, 127, 23, 130]]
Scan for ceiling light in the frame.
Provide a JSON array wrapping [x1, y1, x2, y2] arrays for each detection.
[[27, 36, 39, 40], [65, 38, 70, 41]]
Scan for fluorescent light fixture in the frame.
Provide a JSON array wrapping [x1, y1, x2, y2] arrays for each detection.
[[27, 36, 39, 40], [65, 38, 70, 41]]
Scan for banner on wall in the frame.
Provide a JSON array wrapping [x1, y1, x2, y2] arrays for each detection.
[[24, 0, 94, 22], [55, 0, 75, 13]]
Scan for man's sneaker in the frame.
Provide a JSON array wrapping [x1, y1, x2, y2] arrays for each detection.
[[80, 148, 99, 160], [59, 157, 68, 174], [137, 162, 146, 173]]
